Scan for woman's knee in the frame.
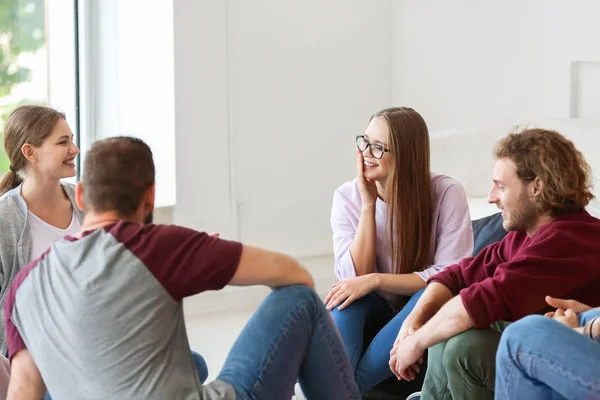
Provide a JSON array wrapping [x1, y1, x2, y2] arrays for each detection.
[[330, 293, 381, 323]]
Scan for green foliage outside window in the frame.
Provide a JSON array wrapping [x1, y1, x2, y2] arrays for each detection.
[[0, 0, 46, 172]]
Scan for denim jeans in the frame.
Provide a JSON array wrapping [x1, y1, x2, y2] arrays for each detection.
[[495, 311, 600, 400], [330, 289, 425, 392], [216, 285, 360, 400], [192, 351, 209, 384]]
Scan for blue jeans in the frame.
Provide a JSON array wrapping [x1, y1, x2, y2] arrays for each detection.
[[330, 289, 425, 392], [192, 351, 209, 384], [495, 310, 600, 400], [215, 285, 360, 400]]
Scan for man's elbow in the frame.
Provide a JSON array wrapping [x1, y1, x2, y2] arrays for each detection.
[[272, 254, 315, 290]]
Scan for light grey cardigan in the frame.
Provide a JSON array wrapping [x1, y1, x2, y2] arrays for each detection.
[[0, 183, 83, 355]]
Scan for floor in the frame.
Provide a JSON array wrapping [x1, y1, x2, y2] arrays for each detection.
[[186, 307, 254, 382]]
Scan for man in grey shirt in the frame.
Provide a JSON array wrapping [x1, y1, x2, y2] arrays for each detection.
[[4, 137, 360, 400]]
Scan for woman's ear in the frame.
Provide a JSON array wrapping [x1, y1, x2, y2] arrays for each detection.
[[21, 143, 36, 163]]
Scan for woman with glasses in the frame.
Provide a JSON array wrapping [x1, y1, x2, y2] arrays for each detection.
[[324, 107, 474, 393]]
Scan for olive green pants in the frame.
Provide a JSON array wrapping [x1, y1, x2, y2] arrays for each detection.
[[422, 321, 511, 400]]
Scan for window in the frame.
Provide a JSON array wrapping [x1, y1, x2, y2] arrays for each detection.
[[92, 0, 175, 207], [0, 0, 79, 175]]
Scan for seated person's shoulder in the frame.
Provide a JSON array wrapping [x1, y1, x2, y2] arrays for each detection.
[[104, 222, 242, 274], [107, 221, 198, 244], [431, 173, 467, 200], [546, 212, 600, 234], [0, 189, 19, 210], [0, 191, 25, 230], [334, 179, 360, 200]]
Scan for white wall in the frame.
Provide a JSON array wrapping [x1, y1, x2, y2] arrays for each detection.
[[92, 0, 176, 208], [92, 1, 600, 313], [172, 0, 231, 238], [392, 0, 600, 129], [174, 1, 392, 308], [227, 1, 392, 258]]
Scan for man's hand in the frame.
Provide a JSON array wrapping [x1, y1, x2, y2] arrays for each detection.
[[388, 313, 426, 380], [388, 333, 425, 381], [324, 274, 378, 311], [545, 296, 591, 317], [394, 312, 426, 348]]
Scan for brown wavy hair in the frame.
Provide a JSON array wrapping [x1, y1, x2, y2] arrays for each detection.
[[0, 105, 66, 195], [494, 128, 594, 216], [372, 107, 433, 281]]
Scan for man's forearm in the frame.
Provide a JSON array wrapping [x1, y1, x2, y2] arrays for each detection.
[[7, 350, 46, 400], [7, 384, 45, 400], [413, 294, 473, 350], [409, 282, 454, 325], [273, 255, 315, 289]]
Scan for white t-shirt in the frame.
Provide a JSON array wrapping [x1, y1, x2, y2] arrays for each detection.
[[28, 210, 81, 260]]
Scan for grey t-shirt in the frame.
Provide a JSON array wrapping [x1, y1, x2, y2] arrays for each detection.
[[5, 221, 242, 400]]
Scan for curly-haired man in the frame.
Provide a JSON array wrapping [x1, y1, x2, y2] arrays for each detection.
[[391, 128, 600, 400]]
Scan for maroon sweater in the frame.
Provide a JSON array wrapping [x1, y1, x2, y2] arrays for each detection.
[[428, 211, 600, 328]]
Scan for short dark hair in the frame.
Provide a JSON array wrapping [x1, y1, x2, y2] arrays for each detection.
[[494, 128, 594, 216], [82, 136, 155, 216]]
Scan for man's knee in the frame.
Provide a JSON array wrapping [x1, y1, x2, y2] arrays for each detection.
[[504, 314, 551, 338], [271, 284, 321, 311], [442, 329, 499, 374]]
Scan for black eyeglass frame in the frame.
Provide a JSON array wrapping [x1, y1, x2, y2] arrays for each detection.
[[355, 135, 390, 159]]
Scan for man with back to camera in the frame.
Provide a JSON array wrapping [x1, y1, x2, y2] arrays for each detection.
[[4, 136, 362, 400]]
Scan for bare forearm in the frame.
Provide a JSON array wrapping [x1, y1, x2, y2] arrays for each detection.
[[408, 282, 454, 325], [374, 273, 426, 296], [270, 254, 315, 289], [349, 205, 377, 276], [7, 384, 45, 400], [414, 295, 473, 350], [578, 316, 600, 341], [230, 246, 314, 289], [7, 350, 46, 400]]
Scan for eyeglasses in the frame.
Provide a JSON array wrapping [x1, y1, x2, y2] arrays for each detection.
[[356, 135, 389, 159]]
